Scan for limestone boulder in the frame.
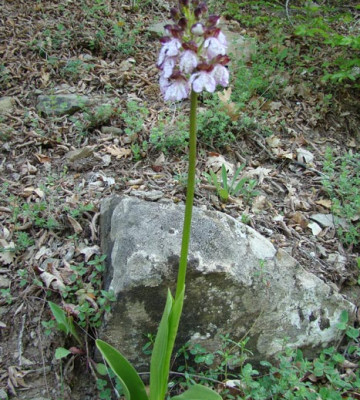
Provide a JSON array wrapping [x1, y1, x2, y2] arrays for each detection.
[[99, 196, 355, 370]]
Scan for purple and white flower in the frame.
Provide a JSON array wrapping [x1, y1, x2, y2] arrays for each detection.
[[204, 37, 227, 60], [157, 38, 181, 67], [189, 70, 216, 93], [162, 73, 190, 101], [180, 50, 198, 74], [157, 0, 230, 101], [162, 56, 177, 78], [211, 64, 229, 87]]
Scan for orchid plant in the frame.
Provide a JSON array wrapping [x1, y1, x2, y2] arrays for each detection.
[[96, 1, 230, 399]]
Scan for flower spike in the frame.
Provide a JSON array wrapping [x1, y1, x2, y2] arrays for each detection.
[[157, 0, 230, 101]]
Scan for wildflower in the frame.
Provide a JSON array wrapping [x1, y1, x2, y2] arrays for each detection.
[[204, 36, 227, 60], [162, 56, 177, 78], [191, 22, 204, 36], [157, 37, 181, 67], [211, 64, 229, 87], [163, 73, 190, 102], [157, 0, 230, 101], [189, 70, 216, 93]]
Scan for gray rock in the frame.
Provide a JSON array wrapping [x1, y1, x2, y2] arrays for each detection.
[[101, 126, 123, 135], [0, 275, 10, 288], [37, 94, 90, 116], [99, 196, 355, 370], [310, 213, 335, 229], [131, 190, 164, 201], [0, 97, 14, 115]]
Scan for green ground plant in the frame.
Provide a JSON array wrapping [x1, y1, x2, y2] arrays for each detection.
[[220, 0, 359, 88], [150, 114, 189, 154], [322, 149, 360, 247], [204, 164, 258, 204], [163, 312, 360, 400], [121, 100, 149, 137]]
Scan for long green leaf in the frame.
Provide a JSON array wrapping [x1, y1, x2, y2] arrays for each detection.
[[96, 339, 148, 400], [149, 287, 185, 400], [48, 301, 69, 335], [229, 164, 245, 193], [221, 164, 228, 192], [171, 384, 222, 400], [48, 301, 82, 344], [150, 289, 174, 400]]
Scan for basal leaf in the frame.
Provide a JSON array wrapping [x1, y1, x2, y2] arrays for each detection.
[[221, 164, 228, 192], [96, 339, 148, 400], [171, 384, 222, 400], [150, 289, 174, 400], [48, 301, 70, 335]]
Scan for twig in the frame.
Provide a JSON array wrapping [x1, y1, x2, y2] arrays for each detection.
[[285, 0, 294, 26], [18, 314, 26, 366]]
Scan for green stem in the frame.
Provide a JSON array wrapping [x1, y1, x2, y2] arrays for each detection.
[[175, 90, 198, 300]]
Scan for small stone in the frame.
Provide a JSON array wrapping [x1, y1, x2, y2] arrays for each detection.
[[0, 97, 14, 115], [0, 275, 10, 288], [131, 190, 164, 201], [37, 94, 90, 116], [297, 148, 314, 164], [101, 126, 123, 135], [66, 146, 95, 162], [308, 221, 322, 236], [327, 253, 347, 274], [310, 213, 335, 229]]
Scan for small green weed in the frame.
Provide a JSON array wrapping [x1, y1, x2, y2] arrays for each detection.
[[55, 254, 115, 329], [0, 288, 13, 305], [322, 149, 360, 247], [168, 311, 360, 399], [131, 141, 148, 161], [121, 100, 149, 138], [197, 97, 237, 148], [61, 59, 95, 80], [150, 115, 189, 154], [204, 164, 258, 204]]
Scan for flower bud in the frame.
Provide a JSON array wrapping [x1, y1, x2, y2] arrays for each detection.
[[178, 17, 188, 30], [178, 0, 189, 9], [170, 7, 181, 22], [182, 40, 198, 52], [194, 2, 208, 19], [206, 14, 220, 27], [191, 22, 204, 36], [213, 54, 230, 66]]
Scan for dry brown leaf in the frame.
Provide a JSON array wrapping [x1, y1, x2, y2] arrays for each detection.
[[217, 88, 240, 121], [266, 135, 281, 148], [39, 271, 66, 291], [251, 195, 267, 213], [79, 244, 100, 262], [246, 167, 271, 184], [269, 101, 282, 111], [67, 215, 83, 234], [316, 199, 332, 209], [105, 144, 132, 159], [291, 212, 308, 229], [272, 148, 294, 159], [34, 153, 51, 163], [0, 239, 15, 265]]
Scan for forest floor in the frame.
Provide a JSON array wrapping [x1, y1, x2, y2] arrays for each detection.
[[0, 0, 360, 399]]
